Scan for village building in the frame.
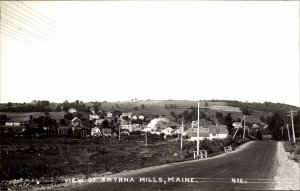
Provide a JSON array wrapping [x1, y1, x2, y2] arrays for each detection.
[[161, 127, 174, 135], [91, 127, 102, 137], [68, 108, 77, 114], [122, 112, 133, 119], [232, 122, 243, 129], [106, 112, 113, 118], [94, 119, 105, 126], [71, 117, 82, 126], [5, 122, 21, 127], [102, 127, 112, 137], [89, 114, 100, 120], [131, 115, 138, 120], [138, 115, 145, 120], [189, 125, 228, 140], [120, 124, 134, 132]]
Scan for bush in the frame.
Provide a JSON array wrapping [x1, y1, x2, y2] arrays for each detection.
[[256, 131, 262, 140]]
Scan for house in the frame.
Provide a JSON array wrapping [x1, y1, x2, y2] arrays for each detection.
[[232, 122, 243, 129], [58, 125, 88, 138], [68, 108, 77, 114], [189, 125, 228, 140], [106, 112, 113, 118], [132, 124, 143, 131], [5, 122, 21, 127], [91, 127, 101, 137], [94, 119, 105, 126], [131, 115, 138, 120], [102, 127, 112, 137], [122, 112, 133, 119], [89, 114, 100, 120], [161, 127, 173, 135], [138, 115, 145, 120], [121, 130, 130, 136], [71, 117, 82, 127], [141, 127, 152, 133], [120, 124, 133, 132]]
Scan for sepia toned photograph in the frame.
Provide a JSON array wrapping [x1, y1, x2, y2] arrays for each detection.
[[0, 1, 299, 191]]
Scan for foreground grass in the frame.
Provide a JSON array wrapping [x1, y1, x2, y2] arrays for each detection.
[[0, 136, 248, 191], [282, 141, 300, 163]]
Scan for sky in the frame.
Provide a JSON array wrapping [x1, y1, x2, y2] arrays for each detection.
[[0, 1, 299, 106]]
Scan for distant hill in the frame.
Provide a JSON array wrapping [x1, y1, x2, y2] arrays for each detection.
[[1, 100, 298, 125]]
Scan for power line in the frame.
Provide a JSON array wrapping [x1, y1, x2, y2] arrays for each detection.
[[1, 30, 31, 45], [1, 7, 63, 45], [1, 24, 37, 43], [9, 0, 67, 32], [1, 18, 52, 44], [1, 2, 59, 37], [1, 18, 62, 46]]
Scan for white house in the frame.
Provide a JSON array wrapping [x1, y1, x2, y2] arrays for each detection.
[[120, 124, 134, 132], [71, 117, 82, 127], [91, 127, 101, 137], [232, 122, 243, 129], [89, 114, 100, 120], [122, 112, 133, 119], [138, 115, 145, 120], [161, 127, 174, 135], [5, 122, 21, 127], [94, 119, 105, 126], [106, 112, 113, 118], [189, 125, 228, 141], [68, 108, 77, 114], [131, 115, 138, 120]]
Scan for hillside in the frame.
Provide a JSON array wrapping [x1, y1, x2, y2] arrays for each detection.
[[1, 100, 298, 126]]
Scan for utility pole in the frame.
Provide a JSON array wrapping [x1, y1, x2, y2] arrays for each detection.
[[287, 110, 297, 144], [145, 131, 148, 146], [181, 118, 183, 150], [243, 115, 246, 139], [119, 124, 121, 140], [287, 124, 291, 142], [197, 101, 200, 155]]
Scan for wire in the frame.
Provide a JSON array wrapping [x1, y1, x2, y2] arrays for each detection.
[[1, 18, 53, 44], [1, 18, 63, 46], [1, 2, 59, 36], [9, 0, 67, 32], [1, 30, 31, 45], [1, 24, 37, 43], [1, 7, 63, 45]]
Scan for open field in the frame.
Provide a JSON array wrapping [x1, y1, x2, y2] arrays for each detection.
[[0, 112, 65, 122], [0, 135, 244, 183]]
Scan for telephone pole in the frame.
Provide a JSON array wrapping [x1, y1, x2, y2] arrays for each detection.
[[181, 119, 183, 150], [145, 131, 148, 146], [197, 102, 200, 155], [287, 124, 291, 142], [243, 115, 246, 139], [287, 110, 297, 144]]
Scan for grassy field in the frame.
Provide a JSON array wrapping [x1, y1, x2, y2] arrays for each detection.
[[0, 135, 238, 183], [283, 140, 300, 163], [0, 112, 65, 122]]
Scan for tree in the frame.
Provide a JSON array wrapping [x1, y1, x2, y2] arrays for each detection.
[[224, 113, 234, 135], [215, 112, 225, 124], [141, 104, 145, 109], [64, 113, 75, 120], [205, 102, 209, 107], [256, 131, 262, 140], [267, 112, 285, 141], [134, 106, 138, 111]]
